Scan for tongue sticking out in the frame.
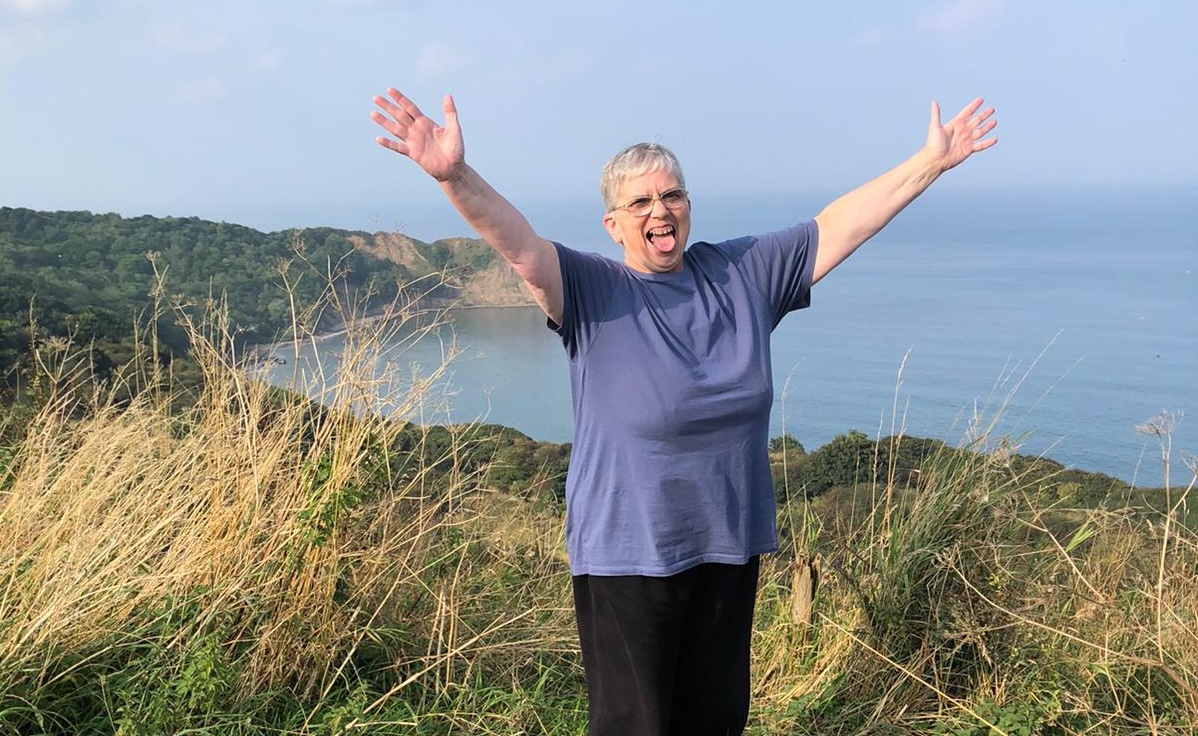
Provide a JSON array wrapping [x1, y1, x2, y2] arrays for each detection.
[[647, 227, 676, 254]]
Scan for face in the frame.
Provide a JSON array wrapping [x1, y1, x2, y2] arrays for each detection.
[[602, 168, 691, 274]]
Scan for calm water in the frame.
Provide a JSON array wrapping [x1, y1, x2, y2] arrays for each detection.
[[265, 187, 1197, 487]]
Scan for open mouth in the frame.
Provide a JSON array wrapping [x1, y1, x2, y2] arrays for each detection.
[[646, 226, 677, 253]]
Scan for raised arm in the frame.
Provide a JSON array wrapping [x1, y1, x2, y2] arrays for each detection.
[[811, 97, 997, 284], [371, 89, 563, 323]]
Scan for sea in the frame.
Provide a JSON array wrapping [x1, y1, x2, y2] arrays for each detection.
[[261, 186, 1197, 489]]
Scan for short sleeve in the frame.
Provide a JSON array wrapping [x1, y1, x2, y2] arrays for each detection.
[[717, 220, 818, 328], [551, 242, 621, 359]]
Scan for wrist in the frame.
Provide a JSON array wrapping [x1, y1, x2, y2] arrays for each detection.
[[913, 146, 947, 176], [438, 162, 474, 187]]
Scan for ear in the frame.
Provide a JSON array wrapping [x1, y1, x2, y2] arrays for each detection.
[[602, 212, 623, 244]]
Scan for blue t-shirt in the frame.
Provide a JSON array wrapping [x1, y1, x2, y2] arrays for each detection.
[[552, 221, 818, 576]]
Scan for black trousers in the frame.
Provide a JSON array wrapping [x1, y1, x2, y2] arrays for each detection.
[[572, 557, 761, 736]]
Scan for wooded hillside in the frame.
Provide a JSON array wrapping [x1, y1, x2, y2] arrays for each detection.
[[0, 207, 530, 385]]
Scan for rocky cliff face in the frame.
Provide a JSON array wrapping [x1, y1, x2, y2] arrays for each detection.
[[349, 231, 534, 308]]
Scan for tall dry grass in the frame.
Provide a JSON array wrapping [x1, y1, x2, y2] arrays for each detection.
[[0, 293, 580, 734], [753, 408, 1198, 735], [0, 279, 1194, 733]]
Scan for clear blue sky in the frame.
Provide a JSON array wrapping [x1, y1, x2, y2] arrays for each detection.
[[2, 0, 1195, 233]]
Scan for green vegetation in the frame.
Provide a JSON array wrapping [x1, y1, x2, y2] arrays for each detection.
[[1, 302, 1193, 734], [769, 429, 1167, 516], [0, 310, 585, 735], [1, 208, 1195, 733], [0, 207, 510, 392]]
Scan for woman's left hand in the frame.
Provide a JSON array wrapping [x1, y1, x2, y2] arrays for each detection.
[[925, 97, 998, 172]]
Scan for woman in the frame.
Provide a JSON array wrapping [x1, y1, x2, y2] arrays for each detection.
[[371, 89, 996, 736]]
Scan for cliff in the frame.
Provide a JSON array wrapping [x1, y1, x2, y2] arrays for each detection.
[[349, 231, 533, 308]]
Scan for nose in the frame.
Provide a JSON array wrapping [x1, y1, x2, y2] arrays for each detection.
[[648, 196, 670, 217]]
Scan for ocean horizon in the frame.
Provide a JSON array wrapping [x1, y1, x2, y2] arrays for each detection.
[[263, 186, 1197, 489]]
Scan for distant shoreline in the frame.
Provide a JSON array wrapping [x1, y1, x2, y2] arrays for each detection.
[[251, 299, 538, 355]]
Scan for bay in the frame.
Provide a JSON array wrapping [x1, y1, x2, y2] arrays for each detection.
[[264, 187, 1197, 488]]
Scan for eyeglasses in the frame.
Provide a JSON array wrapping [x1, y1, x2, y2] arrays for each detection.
[[611, 188, 689, 217]]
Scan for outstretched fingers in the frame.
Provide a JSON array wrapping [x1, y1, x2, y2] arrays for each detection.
[[373, 131, 410, 156], [967, 105, 998, 151], [370, 107, 409, 154], [384, 88, 424, 123], [972, 130, 998, 152], [968, 106, 997, 131], [371, 88, 430, 156], [953, 96, 986, 124], [927, 96, 998, 169], [945, 98, 997, 151], [370, 87, 465, 180], [371, 90, 422, 131], [972, 117, 998, 138]]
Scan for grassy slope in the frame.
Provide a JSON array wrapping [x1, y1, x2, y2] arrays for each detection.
[[1, 309, 1195, 735]]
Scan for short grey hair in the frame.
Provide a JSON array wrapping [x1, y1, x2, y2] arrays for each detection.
[[600, 142, 686, 212]]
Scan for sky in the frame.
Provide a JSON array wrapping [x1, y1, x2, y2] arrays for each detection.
[[1, 0, 1195, 235]]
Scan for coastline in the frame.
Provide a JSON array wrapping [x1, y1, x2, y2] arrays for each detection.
[[248, 297, 539, 362]]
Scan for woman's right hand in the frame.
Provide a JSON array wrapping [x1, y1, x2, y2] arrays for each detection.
[[371, 89, 464, 182]]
